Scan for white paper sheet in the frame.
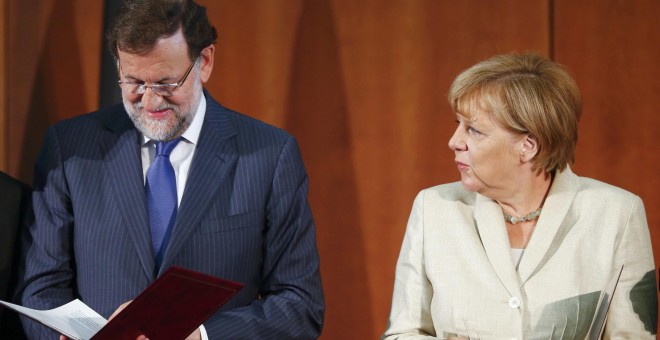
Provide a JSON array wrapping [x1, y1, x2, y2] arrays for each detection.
[[586, 264, 624, 340], [0, 299, 107, 340]]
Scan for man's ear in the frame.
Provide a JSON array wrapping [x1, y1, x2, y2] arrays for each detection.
[[520, 134, 539, 163], [199, 45, 215, 83]]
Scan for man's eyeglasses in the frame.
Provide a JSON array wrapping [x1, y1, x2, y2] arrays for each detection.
[[117, 57, 198, 97]]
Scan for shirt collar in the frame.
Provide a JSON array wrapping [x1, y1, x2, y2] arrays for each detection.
[[141, 94, 207, 146]]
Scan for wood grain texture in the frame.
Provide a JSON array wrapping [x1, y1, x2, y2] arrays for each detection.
[[553, 1, 660, 321], [1, 0, 658, 338]]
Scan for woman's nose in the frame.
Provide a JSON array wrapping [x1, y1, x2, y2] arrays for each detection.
[[448, 127, 466, 151]]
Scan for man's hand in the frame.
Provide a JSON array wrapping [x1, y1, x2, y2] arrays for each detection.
[[109, 301, 151, 339], [62, 301, 200, 340], [109, 300, 132, 321], [131, 327, 199, 339], [59, 301, 134, 340], [185, 328, 202, 340]]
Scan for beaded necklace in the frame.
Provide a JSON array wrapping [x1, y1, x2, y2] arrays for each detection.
[[503, 208, 542, 224]]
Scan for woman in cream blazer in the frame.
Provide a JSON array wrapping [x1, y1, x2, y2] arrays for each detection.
[[383, 53, 656, 339]]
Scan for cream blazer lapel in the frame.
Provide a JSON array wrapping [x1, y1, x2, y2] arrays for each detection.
[[474, 194, 522, 298], [517, 168, 579, 285], [473, 167, 581, 295]]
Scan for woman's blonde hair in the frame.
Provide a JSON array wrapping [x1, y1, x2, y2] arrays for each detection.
[[448, 52, 582, 173]]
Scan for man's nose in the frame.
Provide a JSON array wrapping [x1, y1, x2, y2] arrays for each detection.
[[141, 87, 165, 112]]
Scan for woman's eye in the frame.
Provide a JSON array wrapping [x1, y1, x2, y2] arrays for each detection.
[[468, 127, 481, 135]]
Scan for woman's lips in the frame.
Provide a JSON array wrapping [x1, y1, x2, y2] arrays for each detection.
[[455, 161, 469, 171]]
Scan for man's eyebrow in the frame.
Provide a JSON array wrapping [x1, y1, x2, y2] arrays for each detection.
[[121, 72, 176, 83]]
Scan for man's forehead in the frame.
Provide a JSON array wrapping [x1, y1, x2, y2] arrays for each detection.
[[118, 49, 189, 69], [118, 29, 189, 62]]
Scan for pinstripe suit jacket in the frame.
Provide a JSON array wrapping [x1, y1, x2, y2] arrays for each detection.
[[20, 92, 324, 339], [383, 168, 657, 339]]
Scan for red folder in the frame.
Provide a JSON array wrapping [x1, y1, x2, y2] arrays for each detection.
[[91, 266, 243, 340]]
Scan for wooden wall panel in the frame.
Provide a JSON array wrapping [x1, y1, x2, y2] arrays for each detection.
[[1, 0, 6, 170], [2, 1, 657, 339], [202, 0, 303, 128], [4, 0, 102, 182], [329, 1, 549, 336], [553, 0, 660, 308], [5, 0, 54, 177], [206, 1, 549, 337], [284, 1, 373, 336]]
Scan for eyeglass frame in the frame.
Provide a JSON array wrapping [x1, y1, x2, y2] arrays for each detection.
[[117, 56, 199, 97]]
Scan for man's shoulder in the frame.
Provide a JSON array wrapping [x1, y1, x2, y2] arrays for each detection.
[[206, 98, 293, 145], [229, 109, 288, 136], [51, 104, 125, 130]]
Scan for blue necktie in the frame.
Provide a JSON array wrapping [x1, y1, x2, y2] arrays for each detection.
[[145, 138, 182, 270]]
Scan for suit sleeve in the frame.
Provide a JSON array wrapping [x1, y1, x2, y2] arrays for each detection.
[[382, 191, 438, 339], [19, 126, 75, 338], [203, 136, 325, 339], [604, 195, 657, 339]]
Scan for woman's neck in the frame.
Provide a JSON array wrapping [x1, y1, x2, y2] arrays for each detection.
[[496, 169, 553, 217]]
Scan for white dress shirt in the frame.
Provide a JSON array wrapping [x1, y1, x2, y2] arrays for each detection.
[[141, 95, 206, 204], [510, 248, 524, 270], [140, 95, 210, 340]]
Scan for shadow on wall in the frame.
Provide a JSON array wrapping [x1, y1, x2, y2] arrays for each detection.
[[283, 0, 374, 338], [19, 0, 88, 184]]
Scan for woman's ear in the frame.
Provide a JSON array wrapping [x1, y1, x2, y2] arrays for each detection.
[[520, 134, 539, 163]]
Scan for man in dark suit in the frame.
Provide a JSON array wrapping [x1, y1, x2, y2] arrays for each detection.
[[0, 171, 30, 339], [19, 1, 324, 339]]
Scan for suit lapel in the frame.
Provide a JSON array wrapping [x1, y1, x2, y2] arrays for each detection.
[[518, 167, 579, 284], [159, 97, 238, 272], [100, 108, 156, 280], [475, 194, 522, 297]]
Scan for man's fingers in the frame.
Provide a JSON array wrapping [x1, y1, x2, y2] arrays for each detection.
[[108, 300, 133, 321]]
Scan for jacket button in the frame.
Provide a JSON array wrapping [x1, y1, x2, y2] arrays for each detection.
[[508, 296, 521, 309]]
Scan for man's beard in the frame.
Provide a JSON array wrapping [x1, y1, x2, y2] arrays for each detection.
[[125, 102, 192, 141], [123, 83, 201, 142]]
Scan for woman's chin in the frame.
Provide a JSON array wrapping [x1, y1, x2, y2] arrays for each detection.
[[459, 176, 482, 193]]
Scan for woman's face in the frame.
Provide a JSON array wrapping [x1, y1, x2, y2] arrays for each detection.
[[448, 106, 524, 196]]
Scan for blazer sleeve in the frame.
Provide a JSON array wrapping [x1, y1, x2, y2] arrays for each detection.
[[203, 136, 325, 339], [382, 191, 438, 339], [603, 195, 657, 339], [19, 126, 75, 338]]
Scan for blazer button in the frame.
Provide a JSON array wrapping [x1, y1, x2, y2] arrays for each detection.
[[508, 296, 521, 309]]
